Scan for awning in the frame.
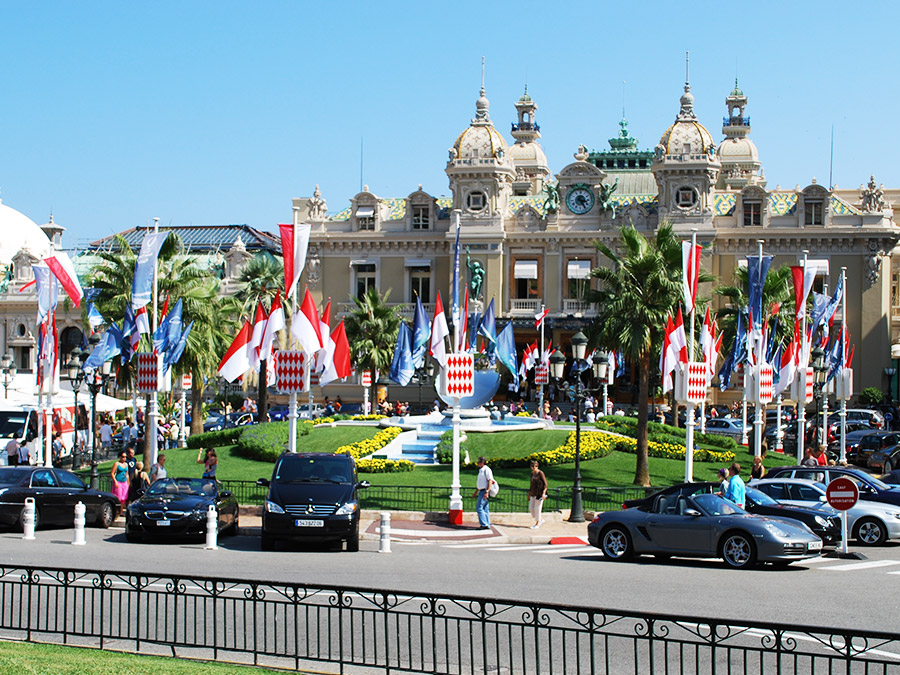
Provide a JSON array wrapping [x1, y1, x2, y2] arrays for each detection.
[[514, 260, 538, 279], [567, 260, 591, 279], [404, 259, 432, 268], [349, 259, 373, 267], [804, 259, 830, 275], [356, 206, 375, 218]]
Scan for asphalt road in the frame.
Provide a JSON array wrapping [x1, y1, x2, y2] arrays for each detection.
[[1, 525, 897, 633]]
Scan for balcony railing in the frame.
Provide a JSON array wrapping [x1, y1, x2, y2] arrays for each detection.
[[508, 298, 541, 315], [562, 299, 595, 316], [723, 116, 750, 126], [336, 302, 433, 319]]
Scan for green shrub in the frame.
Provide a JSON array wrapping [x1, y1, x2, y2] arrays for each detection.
[[436, 430, 453, 463], [859, 387, 885, 406], [186, 427, 243, 449], [235, 421, 312, 462]]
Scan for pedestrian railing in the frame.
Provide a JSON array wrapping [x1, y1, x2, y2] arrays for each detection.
[[1, 565, 897, 674]]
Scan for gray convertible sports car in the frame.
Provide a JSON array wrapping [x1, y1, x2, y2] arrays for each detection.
[[587, 492, 823, 569]]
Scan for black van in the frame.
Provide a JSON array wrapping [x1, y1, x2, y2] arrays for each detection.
[[257, 452, 369, 551]]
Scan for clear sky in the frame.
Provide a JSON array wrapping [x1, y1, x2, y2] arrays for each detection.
[[1, 1, 897, 248]]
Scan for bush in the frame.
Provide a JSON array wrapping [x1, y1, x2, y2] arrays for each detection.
[[235, 421, 312, 462], [596, 415, 739, 451], [186, 427, 243, 449], [356, 458, 415, 473], [335, 427, 401, 461], [436, 430, 453, 463], [859, 387, 885, 406]]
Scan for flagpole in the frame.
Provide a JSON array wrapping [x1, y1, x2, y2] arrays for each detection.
[[685, 230, 698, 483], [148, 217, 160, 468], [753, 239, 765, 459], [288, 208, 299, 454], [449, 209, 462, 520], [839, 266, 848, 464], [44, 346, 53, 468], [797, 250, 809, 463], [538, 303, 545, 418], [821, 281, 829, 447]]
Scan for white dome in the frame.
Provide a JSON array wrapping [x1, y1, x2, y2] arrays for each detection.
[[509, 140, 548, 166], [453, 123, 509, 161], [717, 136, 759, 162], [0, 200, 52, 264], [659, 118, 715, 155]]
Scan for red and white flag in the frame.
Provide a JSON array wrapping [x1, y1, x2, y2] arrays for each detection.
[[534, 307, 550, 330], [248, 301, 268, 370], [541, 339, 553, 366], [672, 307, 688, 364], [523, 341, 538, 371], [291, 288, 323, 355], [260, 291, 284, 362], [774, 336, 797, 396], [315, 300, 332, 373], [708, 331, 723, 384], [319, 320, 352, 386], [218, 320, 253, 382], [43, 252, 84, 307], [681, 241, 701, 314], [429, 291, 450, 369], [660, 315, 678, 393], [135, 305, 150, 335], [791, 264, 818, 320], [279, 223, 312, 299], [699, 307, 713, 365]]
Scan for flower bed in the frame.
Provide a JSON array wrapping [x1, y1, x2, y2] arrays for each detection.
[[335, 427, 410, 473]]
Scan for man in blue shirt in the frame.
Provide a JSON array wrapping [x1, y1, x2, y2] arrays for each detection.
[[724, 462, 746, 508]]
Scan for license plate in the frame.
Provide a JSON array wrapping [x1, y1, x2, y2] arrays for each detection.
[[295, 519, 324, 528], [808, 540, 823, 551], [156, 520, 171, 527]]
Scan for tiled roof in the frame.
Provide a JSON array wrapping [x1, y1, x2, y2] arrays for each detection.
[[714, 194, 736, 216], [768, 192, 798, 216], [89, 224, 280, 252], [830, 194, 861, 216], [509, 195, 547, 218]]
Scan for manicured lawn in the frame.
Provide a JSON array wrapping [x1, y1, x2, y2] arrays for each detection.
[[0, 640, 283, 674]]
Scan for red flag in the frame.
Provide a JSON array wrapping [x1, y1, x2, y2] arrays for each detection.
[[429, 291, 450, 368], [291, 288, 323, 354], [279, 223, 312, 298], [218, 320, 253, 382], [248, 301, 268, 369], [534, 307, 550, 329], [681, 242, 701, 314], [160, 294, 170, 319], [660, 315, 677, 393], [320, 320, 351, 385], [672, 307, 688, 364], [43, 252, 84, 307]]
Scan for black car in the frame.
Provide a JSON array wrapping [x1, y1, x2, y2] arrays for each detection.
[[258, 452, 369, 552], [125, 477, 239, 542], [850, 432, 900, 467], [0, 466, 119, 531], [880, 470, 900, 486], [868, 444, 900, 474], [765, 465, 900, 508], [623, 481, 839, 545]]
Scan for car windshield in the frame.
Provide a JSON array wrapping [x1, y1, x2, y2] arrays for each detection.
[[146, 478, 217, 497], [693, 493, 746, 516], [745, 486, 778, 506], [0, 412, 28, 438], [274, 456, 352, 483], [0, 468, 23, 486]]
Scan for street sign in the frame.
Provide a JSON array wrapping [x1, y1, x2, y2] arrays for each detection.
[[440, 353, 474, 398], [182, 373, 192, 390], [275, 351, 306, 393], [534, 364, 549, 385], [826, 477, 859, 511], [361, 370, 372, 387]]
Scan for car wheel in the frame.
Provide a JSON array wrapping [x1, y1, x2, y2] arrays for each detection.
[[854, 518, 888, 546], [600, 525, 634, 561], [223, 512, 239, 537], [721, 532, 757, 569], [18, 505, 40, 532], [261, 534, 275, 551], [96, 502, 115, 529], [346, 527, 360, 552], [885, 458, 893, 473]]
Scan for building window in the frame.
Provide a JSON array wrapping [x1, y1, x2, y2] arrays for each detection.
[[743, 201, 761, 227], [513, 259, 539, 300], [466, 191, 486, 212], [805, 200, 824, 226], [409, 266, 430, 303], [356, 205, 375, 231], [566, 259, 591, 299], [16, 346, 30, 371], [675, 186, 698, 209], [411, 206, 430, 230], [355, 264, 376, 299]]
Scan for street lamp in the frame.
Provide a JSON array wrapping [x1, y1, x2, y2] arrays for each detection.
[[891, 343, 900, 403], [1, 352, 17, 399], [64, 349, 88, 468], [811, 345, 828, 447], [413, 359, 436, 413], [550, 331, 606, 524], [85, 333, 114, 489], [592, 350, 610, 416]]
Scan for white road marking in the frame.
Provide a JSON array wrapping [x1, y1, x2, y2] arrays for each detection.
[[819, 560, 900, 572], [485, 544, 568, 552], [535, 545, 593, 554], [374, 526, 496, 538], [444, 542, 505, 549]]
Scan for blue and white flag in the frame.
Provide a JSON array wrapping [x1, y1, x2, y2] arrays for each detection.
[[496, 321, 518, 389], [33, 264, 59, 324], [389, 322, 414, 386], [411, 296, 431, 369], [809, 292, 831, 332], [477, 298, 497, 365], [153, 298, 182, 356], [131, 231, 167, 311], [83, 323, 123, 371], [87, 303, 105, 330], [164, 320, 194, 373], [718, 310, 746, 391]]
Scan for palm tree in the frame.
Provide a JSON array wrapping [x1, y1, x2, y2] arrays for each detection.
[[344, 287, 403, 405], [585, 223, 703, 486], [715, 263, 795, 356], [235, 255, 285, 421]]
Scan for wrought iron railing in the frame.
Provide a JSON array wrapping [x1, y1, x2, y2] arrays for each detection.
[[1, 565, 897, 674]]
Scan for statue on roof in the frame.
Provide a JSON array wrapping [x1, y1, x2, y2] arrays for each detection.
[[0, 264, 11, 294], [308, 185, 328, 221], [597, 178, 620, 218], [542, 182, 560, 214], [861, 175, 886, 213]]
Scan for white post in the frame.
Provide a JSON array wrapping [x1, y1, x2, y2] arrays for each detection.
[[776, 394, 784, 452], [822, 388, 829, 447], [379, 511, 392, 553], [45, 384, 53, 468], [148, 216, 160, 469], [72, 501, 86, 546], [797, 250, 809, 464], [741, 370, 749, 446], [699, 400, 706, 434], [205, 505, 218, 550], [450, 398, 462, 513], [288, 392, 298, 453], [839, 267, 848, 464], [538, 303, 545, 417], [684, 229, 698, 483], [22, 497, 36, 540], [840, 510, 849, 556], [753, 240, 765, 459], [36, 389, 43, 467], [179, 386, 187, 448], [363, 382, 370, 416]]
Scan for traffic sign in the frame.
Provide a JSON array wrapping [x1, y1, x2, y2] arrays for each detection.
[[826, 477, 859, 511], [182, 373, 192, 390]]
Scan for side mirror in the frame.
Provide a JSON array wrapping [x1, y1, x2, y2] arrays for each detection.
[[220, 490, 233, 498], [358, 480, 370, 489], [684, 508, 702, 517], [256, 478, 270, 487], [819, 494, 827, 502]]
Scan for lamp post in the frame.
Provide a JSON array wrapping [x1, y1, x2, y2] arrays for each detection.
[[1, 352, 16, 399], [549, 331, 608, 523], [593, 351, 610, 416], [85, 333, 114, 489], [64, 349, 87, 468], [811, 345, 828, 448], [413, 360, 436, 413]]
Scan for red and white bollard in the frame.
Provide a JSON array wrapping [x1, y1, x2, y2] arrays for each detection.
[[72, 501, 86, 546], [379, 511, 391, 554], [205, 505, 218, 550], [22, 498, 36, 540]]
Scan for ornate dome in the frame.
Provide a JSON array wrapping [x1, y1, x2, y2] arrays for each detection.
[[658, 82, 715, 155], [451, 86, 509, 162], [0, 199, 52, 264], [717, 136, 759, 162], [509, 140, 547, 165]]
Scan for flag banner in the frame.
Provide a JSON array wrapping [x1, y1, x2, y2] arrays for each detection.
[[477, 298, 497, 364], [248, 301, 267, 370], [279, 223, 311, 298], [718, 311, 745, 391], [681, 242, 702, 314], [496, 322, 518, 387], [320, 320, 352, 386], [261, 291, 285, 362], [88, 303, 105, 329], [291, 288, 324, 354], [660, 315, 678, 394], [773, 338, 797, 396], [534, 307, 550, 330], [275, 351, 306, 392], [389, 322, 414, 386], [747, 255, 774, 325], [809, 292, 830, 332], [218, 320, 252, 383], [672, 307, 688, 363], [43, 252, 84, 307], [315, 300, 332, 372], [131, 231, 167, 311], [163, 321, 193, 373], [411, 295, 431, 369], [791, 264, 817, 320], [429, 291, 450, 369], [135, 305, 150, 335], [33, 264, 59, 323], [458, 288, 469, 351]]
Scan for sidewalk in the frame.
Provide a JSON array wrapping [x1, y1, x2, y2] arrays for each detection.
[[233, 507, 593, 545]]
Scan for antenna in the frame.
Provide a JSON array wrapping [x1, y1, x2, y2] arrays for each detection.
[[481, 56, 485, 94], [829, 125, 835, 190], [359, 137, 364, 193], [685, 51, 690, 85], [622, 80, 626, 119]]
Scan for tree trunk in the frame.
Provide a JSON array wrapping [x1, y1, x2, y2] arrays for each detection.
[[143, 398, 152, 460], [190, 368, 203, 436], [634, 351, 651, 486], [258, 359, 268, 422]]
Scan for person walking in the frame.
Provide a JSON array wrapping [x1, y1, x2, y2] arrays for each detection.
[[6, 437, 21, 466], [99, 418, 113, 454], [801, 447, 818, 467], [527, 460, 548, 529], [724, 463, 746, 509], [471, 456, 495, 530], [149, 453, 167, 483], [111, 451, 130, 507], [129, 461, 150, 503]]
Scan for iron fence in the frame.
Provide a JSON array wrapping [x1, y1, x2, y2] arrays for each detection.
[[1, 565, 898, 674]]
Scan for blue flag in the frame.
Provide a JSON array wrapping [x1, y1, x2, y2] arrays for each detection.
[[477, 299, 497, 365], [468, 311, 481, 352], [164, 320, 193, 373], [389, 322, 415, 386], [718, 310, 746, 391], [825, 331, 844, 383], [153, 298, 182, 356], [411, 296, 431, 369], [131, 231, 167, 311], [496, 321, 518, 389], [746, 255, 773, 323], [83, 323, 123, 371]]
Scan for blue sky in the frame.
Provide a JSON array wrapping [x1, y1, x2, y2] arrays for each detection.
[[1, 1, 897, 247]]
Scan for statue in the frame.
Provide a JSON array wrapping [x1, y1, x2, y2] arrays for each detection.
[[308, 185, 328, 220], [542, 182, 560, 214], [861, 175, 886, 213], [0, 265, 11, 293], [597, 178, 620, 218], [466, 247, 485, 300]]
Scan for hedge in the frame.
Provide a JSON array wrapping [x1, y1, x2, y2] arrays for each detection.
[[235, 421, 313, 462], [596, 415, 739, 451], [186, 427, 243, 449], [334, 427, 412, 473]]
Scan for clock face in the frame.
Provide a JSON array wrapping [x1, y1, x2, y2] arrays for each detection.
[[566, 186, 594, 214]]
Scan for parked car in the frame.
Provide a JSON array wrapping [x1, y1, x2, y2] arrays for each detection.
[[623, 481, 841, 546], [868, 444, 900, 474], [588, 492, 822, 568], [226, 412, 258, 427], [828, 409, 885, 430], [268, 405, 290, 421], [0, 466, 119, 531], [257, 452, 369, 552], [752, 477, 900, 546], [298, 403, 325, 420], [849, 432, 900, 467], [827, 424, 875, 457], [704, 418, 746, 440], [765, 465, 900, 508], [125, 477, 239, 542], [880, 470, 900, 486]]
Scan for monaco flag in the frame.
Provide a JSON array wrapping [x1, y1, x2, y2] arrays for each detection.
[[279, 223, 312, 299], [44, 252, 84, 308], [681, 242, 701, 315], [260, 291, 284, 362], [248, 301, 268, 370], [660, 315, 678, 393], [291, 288, 323, 355], [218, 320, 253, 382], [315, 300, 332, 372], [319, 320, 352, 386], [672, 307, 689, 364], [774, 336, 797, 396], [429, 291, 450, 369]]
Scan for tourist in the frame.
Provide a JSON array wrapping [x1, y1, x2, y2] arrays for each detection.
[[6, 437, 21, 466], [471, 456, 495, 530], [111, 451, 130, 507], [99, 418, 113, 453], [129, 461, 150, 502], [198, 447, 218, 479], [724, 463, 746, 508], [528, 460, 548, 529], [750, 455, 766, 480], [815, 444, 829, 466], [149, 453, 167, 483], [715, 467, 729, 497], [801, 448, 818, 467]]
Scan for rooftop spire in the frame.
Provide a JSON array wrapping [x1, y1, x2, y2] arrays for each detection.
[[474, 56, 491, 123], [678, 50, 696, 118]]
